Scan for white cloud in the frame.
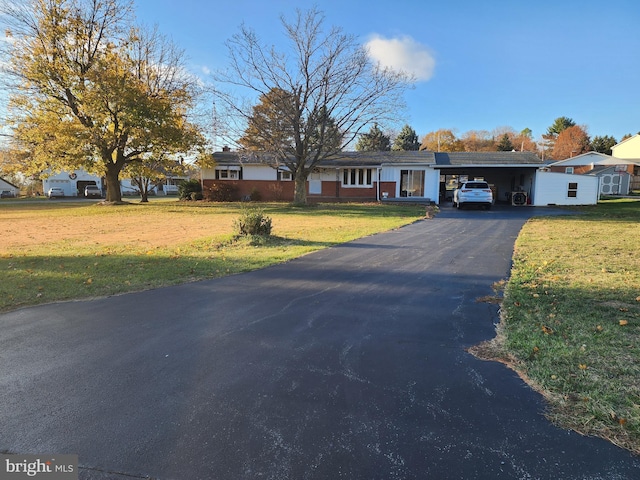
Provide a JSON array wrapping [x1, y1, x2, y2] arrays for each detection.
[[201, 65, 211, 76], [365, 35, 435, 82]]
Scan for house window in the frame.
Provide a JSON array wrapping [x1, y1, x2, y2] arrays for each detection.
[[215, 168, 241, 180], [278, 170, 292, 181], [565, 167, 574, 174], [342, 168, 373, 187], [400, 170, 425, 197], [568, 182, 578, 198]]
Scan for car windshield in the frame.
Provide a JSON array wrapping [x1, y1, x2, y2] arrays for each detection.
[[465, 182, 488, 189]]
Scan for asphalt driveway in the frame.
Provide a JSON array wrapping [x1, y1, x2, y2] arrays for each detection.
[[1, 205, 638, 479]]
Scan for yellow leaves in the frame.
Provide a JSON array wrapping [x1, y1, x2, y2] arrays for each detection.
[[85, 278, 92, 285], [541, 325, 554, 335], [578, 364, 588, 370], [596, 325, 603, 332], [619, 320, 628, 326]]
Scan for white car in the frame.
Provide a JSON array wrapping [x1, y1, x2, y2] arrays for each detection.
[[47, 187, 65, 198], [84, 185, 102, 198], [453, 181, 493, 210]]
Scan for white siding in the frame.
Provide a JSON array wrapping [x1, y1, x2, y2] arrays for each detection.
[[612, 135, 640, 159], [0, 178, 18, 196], [242, 165, 277, 180], [532, 171, 599, 206], [380, 166, 439, 201]]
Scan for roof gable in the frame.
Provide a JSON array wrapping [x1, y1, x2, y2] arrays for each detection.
[[549, 151, 639, 166]]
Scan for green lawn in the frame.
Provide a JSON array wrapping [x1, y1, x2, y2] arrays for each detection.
[[472, 199, 640, 455], [0, 199, 427, 312]]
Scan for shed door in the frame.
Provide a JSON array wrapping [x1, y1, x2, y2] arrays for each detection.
[[601, 174, 621, 194]]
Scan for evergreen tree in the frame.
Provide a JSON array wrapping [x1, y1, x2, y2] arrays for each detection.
[[590, 135, 617, 155], [356, 124, 391, 152], [496, 134, 514, 151], [547, 117, 576, 136], [392, 124, 420, 151]]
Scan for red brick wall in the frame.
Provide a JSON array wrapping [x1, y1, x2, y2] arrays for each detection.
[[204, 179, 384, 202], [379, 182, 396, 198], [203, 180, 295, 201]]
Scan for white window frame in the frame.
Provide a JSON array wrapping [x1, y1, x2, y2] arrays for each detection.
[[342, 168, 373, 188], [217, 168, 239, 180], [280, 171, 292, 181], [567, 182, 578, 198], [565, 167, 574, 174]]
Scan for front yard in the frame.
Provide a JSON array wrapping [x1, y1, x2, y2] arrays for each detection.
[[0, 199, 426, 312]]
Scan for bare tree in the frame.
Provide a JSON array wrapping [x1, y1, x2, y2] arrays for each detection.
[[214, 8, 412, 204]]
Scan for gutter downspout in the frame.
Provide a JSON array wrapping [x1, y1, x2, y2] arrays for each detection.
[[376, 167, 382, 202]]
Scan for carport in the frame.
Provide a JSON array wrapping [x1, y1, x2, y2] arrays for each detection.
[[434, 152, 545, 205]]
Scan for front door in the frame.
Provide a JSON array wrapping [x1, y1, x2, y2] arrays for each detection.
[[309, 173, 322, 195]]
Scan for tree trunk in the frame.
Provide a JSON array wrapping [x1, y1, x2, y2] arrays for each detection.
[[104, 163, 123, 203], [293, 172, 307, 205]]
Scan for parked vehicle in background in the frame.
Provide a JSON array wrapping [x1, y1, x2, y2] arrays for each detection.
[[453, 181, 493, 210], [47, 187, 65, 198], [0, 190, 16, 198], [84, 185, 102, 198]]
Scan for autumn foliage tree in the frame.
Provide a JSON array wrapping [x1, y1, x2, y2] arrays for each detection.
[[552, 125, 591, 159], [1, 0, 203, 202], [419, 129, 464, 152]]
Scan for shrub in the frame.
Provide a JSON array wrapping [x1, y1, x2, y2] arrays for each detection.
[[233, 207, 272, 236], [204, 183, 237, 202], [179, 179, 202, 200], [248, 187, 262, 202]]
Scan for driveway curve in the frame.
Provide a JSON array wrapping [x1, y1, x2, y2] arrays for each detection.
[[1, 206, 638, 479]]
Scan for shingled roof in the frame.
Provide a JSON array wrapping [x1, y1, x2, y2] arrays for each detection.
[[210, 150, 542, 168], [211, 150, 436, 167], [435, 151, 544, 166]]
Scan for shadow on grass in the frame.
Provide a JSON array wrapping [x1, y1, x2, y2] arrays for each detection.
[[0, 234, 343, 313]]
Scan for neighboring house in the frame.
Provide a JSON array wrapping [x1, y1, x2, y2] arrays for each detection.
[[201, 150, 600, 206], [0, 177, 20, 197], [611, 134, 640, 191], [42, 169, 102, 197], [547, 152, 639, 195], [119, 176, 188, 196], [43, 169, 189, 197]]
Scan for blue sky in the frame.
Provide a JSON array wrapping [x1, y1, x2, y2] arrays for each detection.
[[134, 0, 640, 145]]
